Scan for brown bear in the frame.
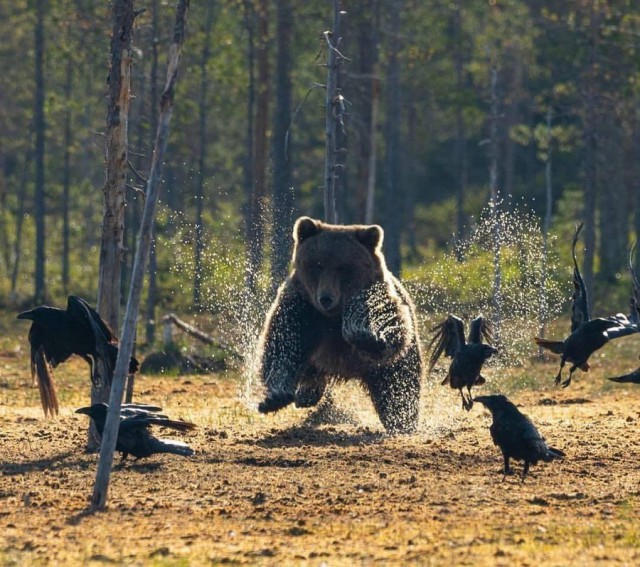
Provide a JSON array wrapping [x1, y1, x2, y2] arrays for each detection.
[[256, 216, 423, 433]]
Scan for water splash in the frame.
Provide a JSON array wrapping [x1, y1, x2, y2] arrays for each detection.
[[409, 201, 568, 412]]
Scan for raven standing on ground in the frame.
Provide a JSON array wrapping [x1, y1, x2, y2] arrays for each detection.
[[428, 315, 497, 410], [535, 224, 639, 387], [17, 295, 140, 416], [474, 394, 565, 481], [75, 403, 196, 461]]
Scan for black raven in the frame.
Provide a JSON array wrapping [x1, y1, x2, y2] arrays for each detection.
[[608, 368, 640, 384], [474, 394, 565, 481], [428, 314, 496, 410], [75, 402, 196, 461], [535, 224, 639, 387], [17, 295, 140, 416]]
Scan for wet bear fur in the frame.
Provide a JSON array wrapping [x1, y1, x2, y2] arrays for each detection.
[[256, 216, 423, 433]]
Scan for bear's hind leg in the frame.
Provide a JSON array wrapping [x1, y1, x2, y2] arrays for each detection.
[[364, 343, 422, 434]]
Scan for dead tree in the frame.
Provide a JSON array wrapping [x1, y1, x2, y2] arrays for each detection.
[[489, 65, 502, 344], [91, 0, 190, 512], [323, 0, 344, 224], [34, 0, 46, 303], [538, 107, 553, 354], [92, 0, 137, 433]]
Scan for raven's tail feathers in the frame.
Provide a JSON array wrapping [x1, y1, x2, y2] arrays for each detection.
[[34, 346, 59, 417], [151, 438, 194, 457], [543, 446, 566, 461], [534, 338, 564, 355]]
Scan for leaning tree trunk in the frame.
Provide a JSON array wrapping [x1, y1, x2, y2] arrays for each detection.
[[91, 0, 136, 446], [91, 0, 190, 512], [145, 0, 160, 346], [34, 0, 46, 303]]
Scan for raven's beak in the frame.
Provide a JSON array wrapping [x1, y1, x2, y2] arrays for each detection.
[[16, 310, 34, 320], [472, 396, 489, 406], [75, 407, 92, 416]]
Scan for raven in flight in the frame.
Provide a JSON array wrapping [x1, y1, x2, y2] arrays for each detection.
[[535, 224, 639, 387], [17, 295, 140, 416], [607, 246, 640, 385], [474, 394, 565, 481], [75, 402, 196, 461], [428, 315, 496, 410]]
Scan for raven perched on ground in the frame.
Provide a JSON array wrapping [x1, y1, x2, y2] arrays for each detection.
[[474, 394, 565, 481], [428, 315, 497, 410], [75, 403, 196, 461], [535, 224, 639, 387], [17, 295, 140, 416]]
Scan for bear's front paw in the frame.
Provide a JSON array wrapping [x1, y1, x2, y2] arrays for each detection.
[[258, 392, 295, 413]]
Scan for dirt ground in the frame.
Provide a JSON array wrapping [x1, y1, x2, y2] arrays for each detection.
[[2, 335, 640, 566]]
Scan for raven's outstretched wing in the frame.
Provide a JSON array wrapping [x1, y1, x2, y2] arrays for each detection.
[[428, 315, 466, 371], [467, 316, 493, 345], [570, 223, 589, 332], [67, 295, 114, 387], [608, 367, 640, 384]]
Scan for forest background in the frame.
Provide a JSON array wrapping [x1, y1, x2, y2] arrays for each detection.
[[1, 0, 639, 347]]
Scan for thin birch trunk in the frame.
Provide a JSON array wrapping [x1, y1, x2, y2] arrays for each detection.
[[91, 0, 190, 511]]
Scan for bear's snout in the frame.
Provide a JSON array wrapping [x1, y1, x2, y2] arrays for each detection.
[[318, 293, 337, 312]]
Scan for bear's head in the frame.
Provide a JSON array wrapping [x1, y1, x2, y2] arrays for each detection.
[[292, 216, 387, 317]]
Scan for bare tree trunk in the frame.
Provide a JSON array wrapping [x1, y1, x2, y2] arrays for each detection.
[[538, 107, 553, 354], [270, 0, 294, 292], [354, 0, 380, 226], [62, 54, 73, 296], [323, 0, 341, 224], [365, 74, 379, 225], [453, 0, 467, 259], [489, 66, 502, 343], [242, 0, 257, 292], [92, 0, 136, 446], [635, 102, 640, 271], [145, 0, 160, 346], [383, 0, 403, 275], [193, 2, 215, 309], [10, 152, 31, 299], [91, 0, 190, 512], [97, 0, 135, 329], [34, 0, 46, 303], [582, 0, 598, 310]]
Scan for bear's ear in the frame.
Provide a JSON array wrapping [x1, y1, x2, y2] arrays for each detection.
[[294, 216, 321, 243], [356, 225, 383, 252]]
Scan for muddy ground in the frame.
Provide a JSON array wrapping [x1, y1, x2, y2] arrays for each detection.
[[2, 335, 640, 566]]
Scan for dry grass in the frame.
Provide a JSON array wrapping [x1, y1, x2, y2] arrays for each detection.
[[2, 315, 640, 566]]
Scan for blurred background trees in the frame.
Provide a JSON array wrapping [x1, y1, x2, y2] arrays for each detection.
[[1, 0, 639, 339]]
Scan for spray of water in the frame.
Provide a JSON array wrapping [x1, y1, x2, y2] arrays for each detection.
[[408, 200, 568, 432], [162, 201, 567, 438]]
